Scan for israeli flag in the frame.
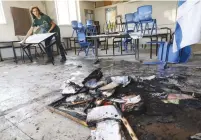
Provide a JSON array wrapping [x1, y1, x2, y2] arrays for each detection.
[[173, 0, 201, 52]]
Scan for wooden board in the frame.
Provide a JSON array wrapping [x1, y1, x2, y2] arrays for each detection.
[[47, 96, 90, 127], [10, 7, 32, 36]]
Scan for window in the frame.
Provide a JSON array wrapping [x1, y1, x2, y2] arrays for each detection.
[[54, 0, 80, 25], [0, 0, 6, 24]]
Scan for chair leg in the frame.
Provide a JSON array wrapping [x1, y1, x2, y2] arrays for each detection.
[[124, 42, 128, 53], [86, 47, 90, 56], [78, 48, 82, 56], [35, 46, 40, 58], [92, 46, 95, 55], [0, 49, 3, 61], [62, 42, 68, 55], [118, 42, 120, 52], [19, 47, 23, 63], [113, 39, 115, 55]]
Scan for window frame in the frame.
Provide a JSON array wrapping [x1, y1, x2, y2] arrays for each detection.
[[54, 0, 80, 26]]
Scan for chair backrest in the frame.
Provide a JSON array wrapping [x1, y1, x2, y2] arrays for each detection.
[[86, 20, 97, 35], [77, 31, 86, 43], [71, 20, 78, 30], [125, 13, 135, 33], [133, 12, 139, 23], [78, 22, 83, 29], [86, 20, 93, 26], [78, 22, 85, 32], [137, 5, 152, 21], [125, 13, 134, 23]]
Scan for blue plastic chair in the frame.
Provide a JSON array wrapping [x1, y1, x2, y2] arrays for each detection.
[[143, 41, 192, 68], [133, 12, 140, 32], [125, 13, 135, 32], [86, 20, 97, 35], [77, 31, 94, 56], [87, 20, 93, 26], [122, 13, 137, 52], [137, 5, 157, 35], [71, 20, 79, 37], [78, 22, 86, 32]]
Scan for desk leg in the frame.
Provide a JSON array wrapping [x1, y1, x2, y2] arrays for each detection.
[[0, 49, 3, 61], [135, 39, 140, 60], [23, 44, 33, 62], [150, 37, 152, 59], [74, 38, 77, 55], [156, 35, 158, 56], [137, 39, 139, 59], [113, 38, 115, 55], [69, 38, 72, 49], [66, 38, 69, 50], [94, 38, 98, 60], [40, 43, 54, 65], [121, 38, 123, 55], [106, 38, 108, 54], [12, 42, 18, 63], [134, 40, 136, 59]]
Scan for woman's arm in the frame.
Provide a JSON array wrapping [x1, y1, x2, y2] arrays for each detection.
[[48, 21, 56, 33], [22, 27, 34, 43]]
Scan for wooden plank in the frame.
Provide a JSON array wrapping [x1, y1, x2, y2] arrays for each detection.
[[47, 106, 88, 127], [10, 7, 32, 36]]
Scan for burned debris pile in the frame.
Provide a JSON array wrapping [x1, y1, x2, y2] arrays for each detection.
[[51, 68, 201, 140]]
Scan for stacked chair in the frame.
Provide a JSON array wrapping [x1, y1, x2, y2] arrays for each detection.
[[138, 5, 157, 35], [71, 20, 95, 56]]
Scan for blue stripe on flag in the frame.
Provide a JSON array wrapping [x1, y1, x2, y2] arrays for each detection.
[[175, 0, 192, 62], [178, 0, 187, 6]]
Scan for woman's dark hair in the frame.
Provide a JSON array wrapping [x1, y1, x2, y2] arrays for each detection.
[[30, 6, 44, 19]]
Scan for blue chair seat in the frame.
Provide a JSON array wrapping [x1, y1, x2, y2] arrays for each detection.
[[143, 61, 165, 65], [80, 42, 91, 47], [140, 19, 156, 23]]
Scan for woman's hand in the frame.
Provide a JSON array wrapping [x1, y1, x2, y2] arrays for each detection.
[[48, 21, 56, 33], [21, 39, 26, 44]]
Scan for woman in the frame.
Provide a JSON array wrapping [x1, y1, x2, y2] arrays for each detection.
[[23, 6, 66, 63]]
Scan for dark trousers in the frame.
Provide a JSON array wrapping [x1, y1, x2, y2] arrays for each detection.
[[45, 30, 66, 59]]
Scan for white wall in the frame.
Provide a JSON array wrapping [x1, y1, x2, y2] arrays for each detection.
[[79, 1, 95, 24], [95, 1, 177, 33]]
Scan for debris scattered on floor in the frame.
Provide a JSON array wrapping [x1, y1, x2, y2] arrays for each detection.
[[167, 93, 194, 100], [61, 81, 88, 96], [190, 133, 201, 140], [91, 120, 122, 140], [49, 67, 201, 140], [94, 59, 100, 65], [87, 105, 121, 122], [140, 75, 156, 81], [110, 76, 131, 87]]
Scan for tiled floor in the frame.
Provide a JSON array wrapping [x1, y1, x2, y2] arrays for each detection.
[[0, 48, 169, 140]]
